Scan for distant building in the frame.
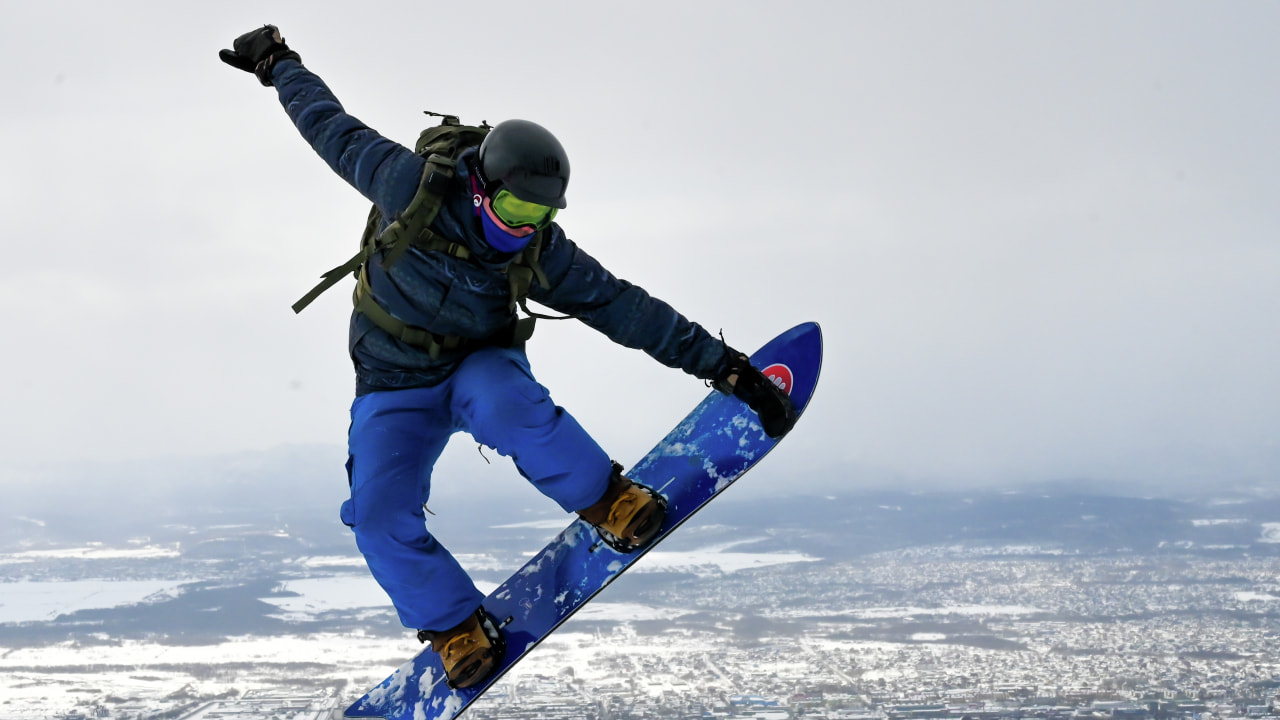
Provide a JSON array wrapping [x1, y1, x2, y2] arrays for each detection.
[[731, 695, 783, 708], [1110, 706, 1151, 720], [886, 704, 952, 720]]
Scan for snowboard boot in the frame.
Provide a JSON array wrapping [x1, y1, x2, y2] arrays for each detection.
[[417, 608, 505, 689], [577, 462, 667, 553]]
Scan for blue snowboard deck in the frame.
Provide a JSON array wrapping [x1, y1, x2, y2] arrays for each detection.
[[344, 321, 823, 720]]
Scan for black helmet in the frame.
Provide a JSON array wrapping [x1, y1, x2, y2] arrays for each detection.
[[478, 119, 570, 209]]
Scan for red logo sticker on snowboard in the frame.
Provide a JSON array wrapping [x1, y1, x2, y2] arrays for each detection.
[[762, 363, 794, 395]]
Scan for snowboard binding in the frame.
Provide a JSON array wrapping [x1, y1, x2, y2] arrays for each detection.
[[417, 607, 506, 689], [577, 462, 668, 553], [713, 352, 797, 438]]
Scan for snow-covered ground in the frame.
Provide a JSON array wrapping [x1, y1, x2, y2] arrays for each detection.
[[0, 633, 407, 716], [0, 544, 180, 563], [1260, 522, 1280, 543], [636, 540, 819, 576], [261, 544, 818, 622], [0, 542, 814, 624], [0, 579, 188, 623], [0, 541, 821, 715]]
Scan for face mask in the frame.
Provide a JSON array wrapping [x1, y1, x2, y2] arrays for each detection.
[[478, 195, 538, 253]]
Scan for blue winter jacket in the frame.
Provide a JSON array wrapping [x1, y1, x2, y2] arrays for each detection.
[[271, 60, 733, 395]]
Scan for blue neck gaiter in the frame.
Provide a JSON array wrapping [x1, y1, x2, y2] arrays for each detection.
[[479, 198, 536, 253], [471, 171, 535, 253]]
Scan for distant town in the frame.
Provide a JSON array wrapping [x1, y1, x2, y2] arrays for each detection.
[[4, 487, 1278, 720], [8, 547, 1278, 720]]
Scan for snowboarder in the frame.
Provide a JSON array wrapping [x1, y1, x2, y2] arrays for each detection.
[[220, 25, 795, 689]]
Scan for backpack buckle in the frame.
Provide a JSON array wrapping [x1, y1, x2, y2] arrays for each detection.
[[424, 153, 457, 194]]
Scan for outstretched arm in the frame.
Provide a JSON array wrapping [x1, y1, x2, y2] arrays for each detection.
[[220, 25, 423, 219], [532, 230, 728, 378], [533, 231, 797, 437]]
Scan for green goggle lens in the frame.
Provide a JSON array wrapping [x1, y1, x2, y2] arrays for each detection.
[[491, 189, 558, 230]]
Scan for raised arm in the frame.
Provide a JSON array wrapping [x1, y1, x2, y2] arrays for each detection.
[[220, 25, 424, 218]]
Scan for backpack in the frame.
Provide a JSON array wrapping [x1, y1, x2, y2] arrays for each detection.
[[291, 114, 555, 359]]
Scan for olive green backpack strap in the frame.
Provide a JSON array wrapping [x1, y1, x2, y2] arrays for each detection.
[[291, 157, 454, 315], [504, 230, 549, 310], [292, 204, 384, 314], [504, 230, 571, 343], [352, 267, 464, 360], [377, 151, 459, 269], [380, 115, 489, 268], [292, 248, 366, 314], [292, 114, 489, 315]]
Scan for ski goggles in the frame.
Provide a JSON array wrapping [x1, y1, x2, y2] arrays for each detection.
[[488, 188, 558, 231]]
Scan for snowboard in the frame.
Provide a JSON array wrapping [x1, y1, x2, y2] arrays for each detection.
[[343, 321, 823, 720]]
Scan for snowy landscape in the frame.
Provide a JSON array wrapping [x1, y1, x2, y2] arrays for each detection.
[[2, 462, 1279, 720]]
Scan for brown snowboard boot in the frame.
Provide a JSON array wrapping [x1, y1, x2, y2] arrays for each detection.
[[576, 462, 667, 553], [417, 608, 505, 689]]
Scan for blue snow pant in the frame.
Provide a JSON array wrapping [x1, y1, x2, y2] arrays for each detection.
[[339, 345, 613, 633]]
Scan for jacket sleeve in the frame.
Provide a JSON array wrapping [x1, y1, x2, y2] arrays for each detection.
[[270, 60, 423, 219], [531, 228, 733, 382]]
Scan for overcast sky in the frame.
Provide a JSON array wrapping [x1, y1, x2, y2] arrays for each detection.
[[1, 1, 1277, 501]]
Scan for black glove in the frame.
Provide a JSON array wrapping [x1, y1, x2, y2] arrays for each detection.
[[219, 25, 301, 87], [713, 352, 798, 439]]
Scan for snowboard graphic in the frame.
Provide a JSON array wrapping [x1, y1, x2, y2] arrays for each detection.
[[344, 322, 823, 720]]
